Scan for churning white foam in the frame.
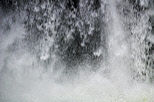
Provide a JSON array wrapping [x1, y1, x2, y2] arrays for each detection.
[[0, 0, 154, 102]]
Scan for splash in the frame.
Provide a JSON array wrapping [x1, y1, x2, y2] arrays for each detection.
[[0, 0, 154, 102]]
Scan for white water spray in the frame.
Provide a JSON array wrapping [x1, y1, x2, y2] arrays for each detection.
[[107, 0, 130, 83], [0, 0, 154, 102]]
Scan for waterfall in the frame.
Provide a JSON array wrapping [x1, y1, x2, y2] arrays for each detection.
[[106, 0, 130, 82], [0, 0, 154, 102]]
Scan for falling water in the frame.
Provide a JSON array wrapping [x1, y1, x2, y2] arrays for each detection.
[[107, 0, 130, 83], [0, 0, 154, 102]]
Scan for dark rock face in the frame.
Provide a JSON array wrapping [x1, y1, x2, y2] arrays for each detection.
[[149, 16, 154, 73], [0, 0, 29, 12], [56, 0, 103, 69], [129, 0, 149, 11], [66, 0, 79, 10], [0, 0, 16, 12], [21, 0, 104, 71]]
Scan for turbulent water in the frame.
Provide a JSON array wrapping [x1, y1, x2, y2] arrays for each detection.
[[0, 0, 154, 102]]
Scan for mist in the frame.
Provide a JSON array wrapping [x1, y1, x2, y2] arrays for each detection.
[[0, 0, 154, 102]]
